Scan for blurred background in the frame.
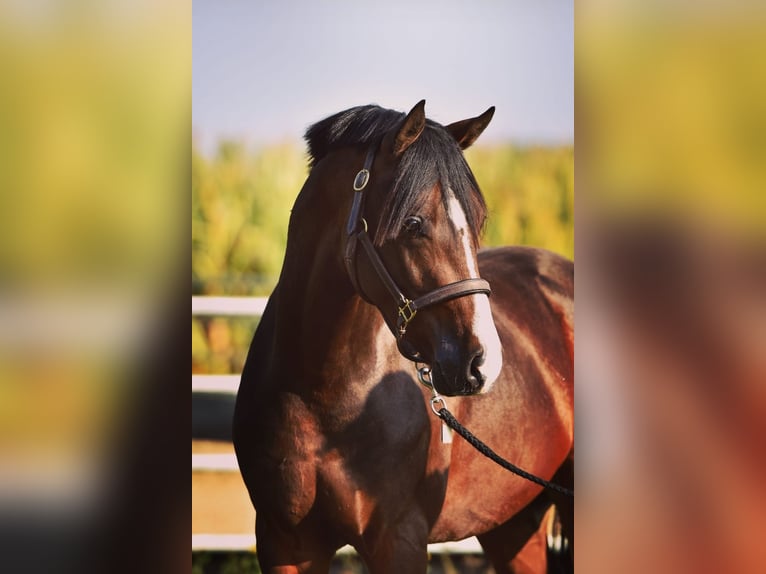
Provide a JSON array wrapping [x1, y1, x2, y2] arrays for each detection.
[[577, 1, 766, 573], [0, 1, 189, 572]]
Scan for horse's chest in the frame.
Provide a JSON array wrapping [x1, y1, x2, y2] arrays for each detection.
[[249, 399, 371, 526]]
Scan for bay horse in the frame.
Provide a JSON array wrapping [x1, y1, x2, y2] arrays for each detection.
[[233, 101, 574, 573]]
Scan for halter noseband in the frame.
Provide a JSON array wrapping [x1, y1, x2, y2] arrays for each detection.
[[344, 143, 492, 362]]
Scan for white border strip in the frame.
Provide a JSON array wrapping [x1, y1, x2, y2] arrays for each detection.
[[192, 296, 268, 317], [191, 534, 483, 554]]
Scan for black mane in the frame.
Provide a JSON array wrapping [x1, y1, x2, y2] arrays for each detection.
[[305, 104, 487, 246]]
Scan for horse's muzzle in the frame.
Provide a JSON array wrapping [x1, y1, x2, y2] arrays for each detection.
[[432, 344, 489, 396]]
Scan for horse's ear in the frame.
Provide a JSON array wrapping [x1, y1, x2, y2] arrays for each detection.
[[392, 99, 427, 156], [446, 106, 495, 149]]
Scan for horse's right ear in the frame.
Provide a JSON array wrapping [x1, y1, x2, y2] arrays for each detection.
[[392, 100, 426, 156], [446, 106, 495, 149]]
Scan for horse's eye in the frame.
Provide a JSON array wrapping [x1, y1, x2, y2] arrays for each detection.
[[403, 216, 424, 236]]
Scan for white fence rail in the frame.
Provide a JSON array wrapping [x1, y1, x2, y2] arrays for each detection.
[[192, 374, 240, 394], [193, 296, 260, 475], [191, 534, 483, 554], [192, 295, 268, 317]]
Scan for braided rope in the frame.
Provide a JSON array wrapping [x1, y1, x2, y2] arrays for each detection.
[[435, 406, 574, 497]]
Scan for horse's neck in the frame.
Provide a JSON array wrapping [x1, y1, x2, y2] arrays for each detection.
[[270, 202, 396, 395]]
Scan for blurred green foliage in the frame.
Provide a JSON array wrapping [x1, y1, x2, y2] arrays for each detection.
[[192, 139, 573, 373], [465, 145, 574, 259], [192, 141, 307, 296], [0, 5, 187, 294]]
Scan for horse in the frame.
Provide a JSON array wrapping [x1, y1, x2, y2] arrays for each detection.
[[233, 100, 574, 573]]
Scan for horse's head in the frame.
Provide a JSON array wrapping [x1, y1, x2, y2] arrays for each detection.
[[337, 101, 503, 396]]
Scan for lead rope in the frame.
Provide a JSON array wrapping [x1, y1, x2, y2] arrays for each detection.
[[417, 365, 574, 498]]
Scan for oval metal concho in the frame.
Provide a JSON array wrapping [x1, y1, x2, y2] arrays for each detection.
[[353, 169, 370, 191]]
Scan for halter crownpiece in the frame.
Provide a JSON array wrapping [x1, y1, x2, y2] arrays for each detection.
[[344, 142, 491, 362]]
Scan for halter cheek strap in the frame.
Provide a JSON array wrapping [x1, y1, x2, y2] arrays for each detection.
[[344, 143, 491, 361], [343, 146, 377, 301]]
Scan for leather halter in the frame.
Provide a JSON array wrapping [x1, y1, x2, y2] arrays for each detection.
[[344, 143, 492, 362]]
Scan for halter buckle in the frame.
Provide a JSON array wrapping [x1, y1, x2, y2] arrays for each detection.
[[397, 299, 417, 336]]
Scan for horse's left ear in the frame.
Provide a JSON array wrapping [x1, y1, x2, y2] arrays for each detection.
[[392, 100, 427, 156], [446, 106, 495, 149]]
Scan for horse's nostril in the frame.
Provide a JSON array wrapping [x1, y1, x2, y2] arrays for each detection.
[[466, 348, 486, 391]]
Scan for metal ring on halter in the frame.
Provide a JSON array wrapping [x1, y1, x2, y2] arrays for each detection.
[[430, 395, 446, 416], [353, 169, 370, 191]]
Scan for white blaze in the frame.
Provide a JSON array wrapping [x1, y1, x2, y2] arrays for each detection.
[[446, 191, 503, 391]]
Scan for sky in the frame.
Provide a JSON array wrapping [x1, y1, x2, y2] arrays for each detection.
[[193, 0, 573, 154]]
